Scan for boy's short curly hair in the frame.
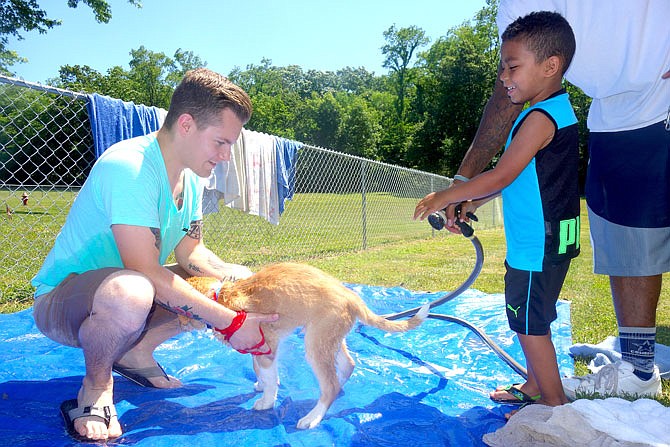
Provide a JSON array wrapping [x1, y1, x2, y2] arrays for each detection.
[[502, 11, 576, 74], [164, 67, 253, 129]]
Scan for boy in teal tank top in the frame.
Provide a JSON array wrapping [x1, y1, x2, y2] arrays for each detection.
[[415, 11, 579, 416]]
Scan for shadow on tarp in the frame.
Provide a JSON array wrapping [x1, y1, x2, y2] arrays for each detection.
[[0, 286, 572, 447], [0, 378, 507, 447]]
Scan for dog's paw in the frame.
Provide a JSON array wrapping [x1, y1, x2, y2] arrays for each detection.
[[297, 413, 323, 430], [296, 402, 327, 429], [254, 377, 279, 392], [252, 396, 275, 411]]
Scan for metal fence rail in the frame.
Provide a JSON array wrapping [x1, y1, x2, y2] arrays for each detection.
[[0, 75, 502, 301]]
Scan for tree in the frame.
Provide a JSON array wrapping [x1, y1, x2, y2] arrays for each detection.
[[336, 95, 381, 159], [310, 92, 342, 149], [0, 1, 142, 74], [52, 46, 206, 109], [128, 46, 174, 108], [381, 25, 429, 122], [167, 49, 206, 88], [407, 1, 499, 175], [56, 64, 107, 93]]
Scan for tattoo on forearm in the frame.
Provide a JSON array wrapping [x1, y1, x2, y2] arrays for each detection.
[[186, 219, 202, 240], [207, 254, 227, 272], [150, 227, 161, 250], [156, 299, 203, 321], [188, 263, 204, 274]]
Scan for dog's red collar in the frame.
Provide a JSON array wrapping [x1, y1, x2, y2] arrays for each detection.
[[235, 327, 272, 356], [214, 310, 247, 341], [210, 285, 272, 356]]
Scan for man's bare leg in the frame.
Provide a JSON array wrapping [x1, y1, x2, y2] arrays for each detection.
[[73, 271, 155, 440], [611, 275, 660, 379], [114, 306, 183, 388], [611, 275, 660, 327]]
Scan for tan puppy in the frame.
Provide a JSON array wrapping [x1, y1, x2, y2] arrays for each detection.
[[185, 262, 429, 429]]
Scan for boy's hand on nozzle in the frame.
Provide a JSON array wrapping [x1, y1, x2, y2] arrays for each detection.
[[428, 203, 478, 236], [443, 203, 464, 234], [441, 201, 479, 234], [413, 191, 446, 221]]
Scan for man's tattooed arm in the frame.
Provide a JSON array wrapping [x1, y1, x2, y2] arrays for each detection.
[[186, 219, 203, 240], [180, 218, 251, 280], [207, 254, 230, 272], [156, 301, 204, 321], [183, 219, 206, 275], [154, 284, 206, 321], [188, 262, 204, 274], [458, 66, 522, 177], [150, 227, 161, 251], [186, 254, 227, 276]]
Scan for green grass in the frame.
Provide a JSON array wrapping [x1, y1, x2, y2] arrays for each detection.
[[303, 206, 670, 405], [2, 193, 668, 404], [0, 188, 502, 307]]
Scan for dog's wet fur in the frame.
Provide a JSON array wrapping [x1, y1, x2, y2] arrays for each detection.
[[186, 262, 428, 429]]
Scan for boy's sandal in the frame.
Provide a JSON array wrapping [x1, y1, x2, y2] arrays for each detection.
[[490, 383, 540, 404]]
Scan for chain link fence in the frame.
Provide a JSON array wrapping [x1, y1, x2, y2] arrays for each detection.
[[0, 75, 502, 303]]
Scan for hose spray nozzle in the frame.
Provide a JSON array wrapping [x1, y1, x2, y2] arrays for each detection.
[[428, 205, 478, 237]]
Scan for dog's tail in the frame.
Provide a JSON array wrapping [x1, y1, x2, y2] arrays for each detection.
[[355, 301, 429, 332]]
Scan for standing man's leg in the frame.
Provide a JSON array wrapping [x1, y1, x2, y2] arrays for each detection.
[[611, 275, 661, 380], [563, 123, 668, 398]]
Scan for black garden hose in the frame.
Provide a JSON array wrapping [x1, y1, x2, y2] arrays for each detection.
[[383, 209, 528, 379]]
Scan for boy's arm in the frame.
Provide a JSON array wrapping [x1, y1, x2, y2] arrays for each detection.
[[414, 111, 555, 221]]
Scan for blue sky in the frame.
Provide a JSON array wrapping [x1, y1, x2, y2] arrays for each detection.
[[8, 0, 488, 84]]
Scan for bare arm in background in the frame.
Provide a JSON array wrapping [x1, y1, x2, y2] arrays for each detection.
[[445, 67, 524, 232]]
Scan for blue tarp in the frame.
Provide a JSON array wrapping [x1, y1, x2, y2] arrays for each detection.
[[0, 286, 573, 447]]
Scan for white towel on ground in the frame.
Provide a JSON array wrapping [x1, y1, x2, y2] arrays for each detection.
[[483, 398, 670, 447], [570, 336, 670, 379]]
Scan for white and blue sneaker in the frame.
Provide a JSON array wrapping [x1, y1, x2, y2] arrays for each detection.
[[562, 360, 661, 400]]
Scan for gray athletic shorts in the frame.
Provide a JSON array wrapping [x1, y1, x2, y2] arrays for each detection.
[[588, 205, 670, 276], [32, 263, 251, 347], [33, 268, 123, 348]]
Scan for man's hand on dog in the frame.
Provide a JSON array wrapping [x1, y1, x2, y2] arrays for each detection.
[[229, 312, 278, 355]]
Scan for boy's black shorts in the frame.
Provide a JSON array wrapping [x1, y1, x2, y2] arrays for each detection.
[[504, 260, 571, 336]]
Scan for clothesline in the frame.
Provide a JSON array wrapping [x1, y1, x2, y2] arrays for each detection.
[[85, 94, 302, 225]]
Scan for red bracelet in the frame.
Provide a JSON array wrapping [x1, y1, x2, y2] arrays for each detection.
[[214, 310, 247, 341]]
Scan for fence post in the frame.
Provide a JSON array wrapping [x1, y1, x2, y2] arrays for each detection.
[[430, 176, 436, 237], [361, 159, 367, 250]]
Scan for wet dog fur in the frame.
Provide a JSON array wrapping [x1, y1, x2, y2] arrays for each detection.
[[185, 262, 428, 429]]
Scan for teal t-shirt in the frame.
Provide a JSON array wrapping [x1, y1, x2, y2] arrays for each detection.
[[32, 134, 204, 296]]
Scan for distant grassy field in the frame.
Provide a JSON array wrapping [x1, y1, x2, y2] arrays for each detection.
[[3, 188, 493, 309]]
